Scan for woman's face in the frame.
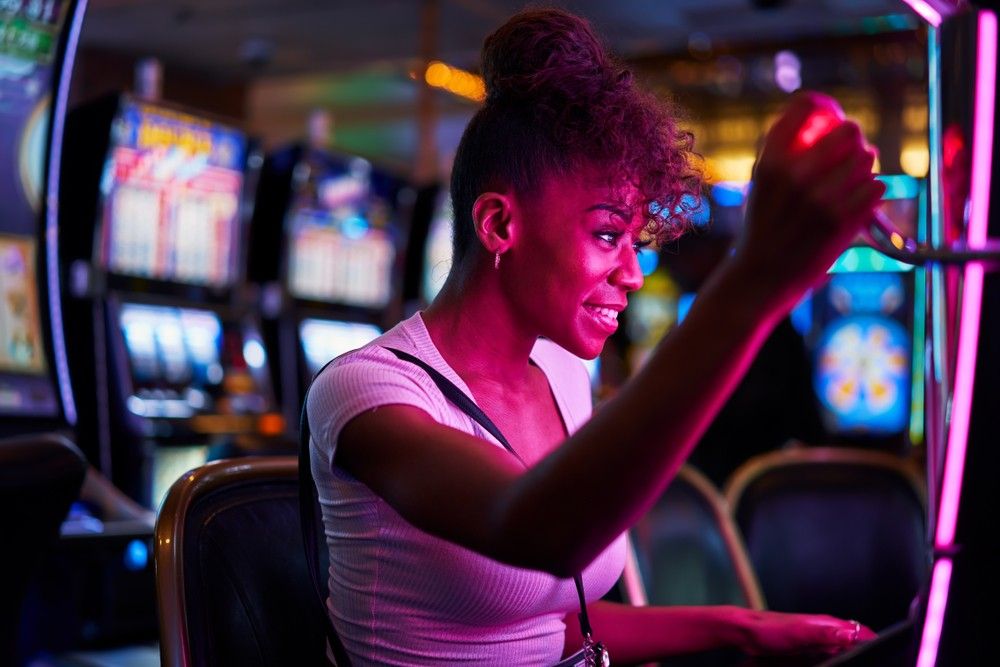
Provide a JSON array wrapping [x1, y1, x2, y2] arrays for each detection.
[[505, 166, 646, 359]]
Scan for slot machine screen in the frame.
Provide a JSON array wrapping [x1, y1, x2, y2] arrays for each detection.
[[813, 272, 911, 436], [0, 1, 69, 416], [119, 303, 224, 417], [423, 191, 454, 304], [99, 100, 247, 286], [0, 236, 56, 414], [150, 444, 209, 510], [287, 162, 396, 308], [299, 318, 381, 376]]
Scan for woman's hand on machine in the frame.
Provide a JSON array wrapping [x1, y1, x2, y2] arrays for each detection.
[[735, 91, 885, 314], [736, 608, 876, 656]]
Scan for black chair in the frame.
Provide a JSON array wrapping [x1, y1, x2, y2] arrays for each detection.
[[626, 464, 765, 610], [0, 432, 87, 665], [725, 448, 929, 632], [155, 456, 331, 667]]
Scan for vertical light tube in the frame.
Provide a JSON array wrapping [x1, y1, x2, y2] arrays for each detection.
[[918, 9, 996, 667], [46, 0, 89, 426], [925, 20, 945, 554], [916, 558, 953, 667], [934, 8, 995, 549]]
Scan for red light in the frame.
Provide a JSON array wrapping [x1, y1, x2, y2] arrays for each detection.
[[794, 109, 843, 152]]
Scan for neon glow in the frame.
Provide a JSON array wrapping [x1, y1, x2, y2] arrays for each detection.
[[935, 8, 996, 549], [46, 0, 89, 425], [793, 109, 842, 152], [916, 558, 953, 667], [909, 182, 928, 446], [900, 0, 942, 28], [918, 10, 996, 667]]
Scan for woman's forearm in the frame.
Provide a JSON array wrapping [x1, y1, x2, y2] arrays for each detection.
[[563, 601, 749, 663], [494, 256, 785, 575]]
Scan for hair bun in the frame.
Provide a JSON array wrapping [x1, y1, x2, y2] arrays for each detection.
[[480, 8, 622, 107]]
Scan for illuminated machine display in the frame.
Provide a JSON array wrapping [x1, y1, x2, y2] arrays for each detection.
[[0, 0, 71, 424], [0, 0, 166, 655], [249, 143, 411, 427], [420, 188, 455, 306], [832, 2, 999, 665], [59, 95, 282, 510], [806, 174, 926, 450]]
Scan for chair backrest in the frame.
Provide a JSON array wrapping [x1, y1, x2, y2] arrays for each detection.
[[0, 433, 87, 663], [155, 456, 331, 667], [625, 464, 765, 610], [726, 447, 929, 631]]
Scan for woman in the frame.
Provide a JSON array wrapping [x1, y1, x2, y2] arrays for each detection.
[[307, 8, 883, 665]]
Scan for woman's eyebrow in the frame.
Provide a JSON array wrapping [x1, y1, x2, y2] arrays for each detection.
[[584, 203, 630, 219]]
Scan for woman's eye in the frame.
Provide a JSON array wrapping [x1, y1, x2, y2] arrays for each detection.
[[632, 239, 653, 253], [597, 232, 620, 245]]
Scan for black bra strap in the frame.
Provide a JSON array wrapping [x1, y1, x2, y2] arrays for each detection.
[[383, 346, 596, 642]]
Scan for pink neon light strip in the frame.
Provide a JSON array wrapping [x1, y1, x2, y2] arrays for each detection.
[[901, 0, 943, 27], [916, 559, 953, 667], [917, 10, 997, 667], [936, 8, 996, 549]]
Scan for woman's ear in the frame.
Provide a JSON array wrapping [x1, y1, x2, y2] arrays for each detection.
[[472, 191, 516, 254]]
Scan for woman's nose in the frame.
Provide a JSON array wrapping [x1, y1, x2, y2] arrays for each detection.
[[612, 246, 644, 292]]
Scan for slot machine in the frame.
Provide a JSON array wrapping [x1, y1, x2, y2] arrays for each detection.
[[804, 174, 927, 453], [249, 142, 413, 429], [0, 0, 74, 434], [829, 2, 1000, 664], [58, 94, 283, 511], [0, 1, 166, 656]]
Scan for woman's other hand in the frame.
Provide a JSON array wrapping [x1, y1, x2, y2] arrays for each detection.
[[736, 91, 885, 314], [737, 608, 877, 656]]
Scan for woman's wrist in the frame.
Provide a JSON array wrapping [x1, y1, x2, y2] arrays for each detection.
[[716, 605, 758, 651]]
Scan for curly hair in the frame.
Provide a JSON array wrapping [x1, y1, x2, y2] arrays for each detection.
[[449, 7, 702, 266]]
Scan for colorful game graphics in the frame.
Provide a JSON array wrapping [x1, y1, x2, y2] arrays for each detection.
[[100, 101, 247, 286], [286, 159, 397, 308], [0, 236, 44, 375], [814, 273, 911, 436]]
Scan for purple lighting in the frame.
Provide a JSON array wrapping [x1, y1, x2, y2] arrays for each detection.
[[916, 558, 953, 667], [900, 0, 943, 27], [935, 7, 995, 550], [917, 9, 996, 667]]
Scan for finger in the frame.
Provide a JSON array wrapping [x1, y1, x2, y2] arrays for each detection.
[[812, 149, 878, 209], [796, 122, 868, 185], [765, 92, 845, 154], [838, 178, 887, 225]]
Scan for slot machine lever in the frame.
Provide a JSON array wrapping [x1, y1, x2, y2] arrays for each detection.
[[794, 106, 1000, 269]]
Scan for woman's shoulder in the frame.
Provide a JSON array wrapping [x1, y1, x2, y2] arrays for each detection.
[[306, 315, 444, 444], [310, 315, 427, 394]]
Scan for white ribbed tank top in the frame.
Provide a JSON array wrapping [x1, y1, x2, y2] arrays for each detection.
[[307, 313, 626, 665]]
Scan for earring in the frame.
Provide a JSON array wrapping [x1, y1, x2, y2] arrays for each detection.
[[494, 251, 501, 270]]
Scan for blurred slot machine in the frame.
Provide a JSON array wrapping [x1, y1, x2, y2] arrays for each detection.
[[249, 144, 413, 430], [0, 1, 167, 655], [799, 175, 926, 453], [59, 95, 283, 511], [0, 0, 69, 428]]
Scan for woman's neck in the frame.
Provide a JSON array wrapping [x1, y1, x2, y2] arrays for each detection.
[[422, 266, 538, 390]]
